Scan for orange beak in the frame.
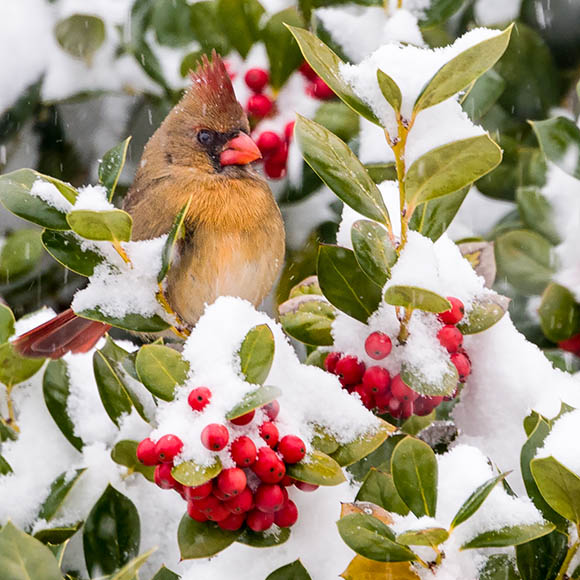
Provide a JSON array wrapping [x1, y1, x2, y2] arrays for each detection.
[[220, 132, 262, 166]]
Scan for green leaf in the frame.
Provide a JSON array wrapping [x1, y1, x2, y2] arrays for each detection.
[[516, 187, 559, 245], [405, 135, 502, 206], [279, 295, 335, 346], [479, 554, 521, 580], [531, 456, 580, 523], [158, 196, 192, 283], [311, 425, 340, 455], [365, 163, 397, 184], [237, 527, 291, 548], [0, 169, 72, 230], [0, 304, 15, 343], [152, 566, 180, 580], [531, 116, 580, 180], [419, 0, 465, 28], [263, 8, 304, 90], [34, 522, 82, 546], [539, 283, 580, 343], [172, 458, 222, 487], [99, 137, 131, 201], [287, 26, 380, 125], [189, 1, 229, 54], [42, 230, 104, 277], [337, 513, 417, 563], [55, 14, 106, 63], [516, 530, 568, 580], [38, 469, 85, 521], [409, 187, 469, 242], [347, 433, 406, 482], [109, 548, 156, 580], [132, 40, 171, 90], [384, 286, 450, 313], [461, 69, 506, 121], [111, 440, 155, 482], [135, 344, 189, 401], [217, 0, 264, 58], [401, 361, 459, 397], [450, 472, 509, 529], [0, 521, 63, 580], [331, 419, 396, 467], [43, 359, 83, 451], [178, 515, 241, 559], [238, 324, 275, 385], [266, 560, 312, 580], [495, 230, 555, 295], [296, 116, 390, 227], [377, 69, 402, 112], [226, 385, 282, 421], [391, 436, 438, 518], [414, 26, 513, 112], [287, 449, 346, 486], [401, 411, 436, 436], [0, 343, 45, 386], [83, 485, 140, 576], [396, 528, 449, 547], [0, 454, 13, 475], [351, 220, 397, 287], [67, 209, 132, 243], [314, 101, 360, 143], [152, 0, 192, 47], [289, 275, 322, 299], [77, 308, 170, 333], [0, 229, 43, 283], [318, 245, 382, 323], [0, 420, 18, 442], [457, 295, 510, 335], [461, 522, 555, 550], [356, 468, 410, 515]]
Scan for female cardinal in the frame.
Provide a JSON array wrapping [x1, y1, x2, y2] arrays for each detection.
[[14, 53, 285, 358]]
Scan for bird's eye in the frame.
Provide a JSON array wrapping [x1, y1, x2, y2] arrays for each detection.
[[197, 129, 215, 146]]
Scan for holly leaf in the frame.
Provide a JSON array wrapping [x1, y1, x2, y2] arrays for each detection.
[[287, 450, 346, 486], [178, 515, 241, 559], [384, 285, 451, 313], [238, 324, 275, 385], [55, 14, 106, 63], [172, 458, 222, 487], [266, 559, 312, 580], [461, 522, 555, 550], [351, 220, 397, 287], [457, 295, 510, 335], [158, 196, 192, 283], [37, 468, 85, 522], [99, 137, 131, 201], [111, 440, 155, 482], [67, 209, 132, 243], [0, 343, 45, 387], [0, 304, 15, 344], [135, 344, 189, 401], [226, 385, 282, 421], [42, 230, 104, 277], [331, 420, 396, 467], [538, 283, 580, 343], [279, 295, 335, 346]]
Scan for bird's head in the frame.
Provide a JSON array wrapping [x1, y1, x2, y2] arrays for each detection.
[[159, 51, 262, 176]]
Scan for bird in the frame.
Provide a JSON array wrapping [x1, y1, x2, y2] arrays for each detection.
[[13, 52, 286, 359]]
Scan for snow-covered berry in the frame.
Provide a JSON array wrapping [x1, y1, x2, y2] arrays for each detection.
[[187, 386, 211, 412], [324, 351, 341, 373]]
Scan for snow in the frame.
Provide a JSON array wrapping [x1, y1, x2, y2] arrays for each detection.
[[536, 409, 580, 475], [30, 179, 73, 213], [72, 184, 115, 212], [474, 0, 522, 25]]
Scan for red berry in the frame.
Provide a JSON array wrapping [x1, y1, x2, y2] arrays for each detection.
[[299, 61, 317, 81], [217, 468, 247, 497], [386, 397, 402, 418], [284, 121, 295, 142], [188, 387, 212, 412], [156, 434, 183, 463], [256, 131, 282, 155], [281, 475, 294, 486], [191, 494, 219, 514], [365, 332, 392, 360], [275, 500, 298, 527], [308, 77, 334, 100], [230, 436, 257, 467], [399, 400, 414, 420], [184, 480, 213, 501], [451, 352, 471, 381], [270, 143, 288, 165], [374, 388, 392, 412], [246, 508, 274, 532], [201, 424, 229, 451], [247, 94, 273, 118], [259, 422, 279, 448], [254, 484, 285, 513], [362, 366, 391, 395], [413, 396, 434, 417], [206, 503, 231, 522], [187, 502, 208, 522], [294, 480, 319, 492], [244, 68, 269, 93], [324, 352, 342, 373], [263, 159, 286, 179], [263, 400, 280, 421], [335, 356, 365, 386], [438, 325, 463, 353], [225, 487, 254, 514], [136, 438, 157, 466], [354, 384, 374, 409], [230, 410, 255, 426], [390, 374, 419, 402], [278, 435, 306, 464], [154, 463, 176, 489], [212, 483, 231, 501], [218, 512, 246, 531], [439, 297, 465, 325], [559, 333, 580, 355], [252, 446, 286, 483]]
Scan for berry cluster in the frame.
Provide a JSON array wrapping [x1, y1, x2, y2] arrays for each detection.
[[324, 297, 472, 420], [136, 387, 315, 533]]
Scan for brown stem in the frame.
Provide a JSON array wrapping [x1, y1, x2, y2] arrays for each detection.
[[398, 307, 414, 343], [555, 536, 580, 580], [112, 240, 131, 265]]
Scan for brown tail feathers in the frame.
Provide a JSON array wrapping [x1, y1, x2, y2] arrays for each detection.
[[13, 309, 111, 359]]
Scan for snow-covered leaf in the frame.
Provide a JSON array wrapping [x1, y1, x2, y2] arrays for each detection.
[[135, 344, 189, 401], [55, 14, 106, 63], [111, 440, 155, 482], [266, 559, 311, 580], [457, 295, 509, 335], [0, 343, 45, 386], [287, 449, 346, 486], [377, 69, 402, 113], [109, 548, 156, 580], [279, 295, 335, 346], [67, 209, 132, 243], [98, 137, 131, 201], [158, 196, 192, 283], [172, 458, 222, 487], [414, 26, 513, 112], [391, 436, 437, 518], [396, 527, 449, 546], [34, 523, 82, 545], [0, 304, 15, 343], [296, 116, 390, 227], [341, 556, 420, 580], [226, 385, 282, 420], [238, 324, 275, 385], [0, 454, 12, 475], [178, 515, 241, 559], [288, 275, 322, 299], [237, 527, 291, 548], [341, 501, 394, 525], [42, 230, 104, 277], [458, 241, 497, 289], [0, 229, 43, 283], [401, 361, 458, 397], [405, 135, 502, 206], [331, 420, 396, 467], [384, 285, 450, 313], [479, 554, 522, 580], [355, 468, 410, 516], [515, 529, 568, 580], [351, 220, 397, 287], [311, 426, 340, 455], [217, 0, 264, 59], [77, 307, 170, 333], [37, 468, 85, 522], [0, 521, 63, 580], [461, 522, 555, 550], [337, 513, 417, 563], [287, 26, 381, 125], [538, 283, 580, 343], [318, 245, 382, 323], [517, 187, 560, 245]]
